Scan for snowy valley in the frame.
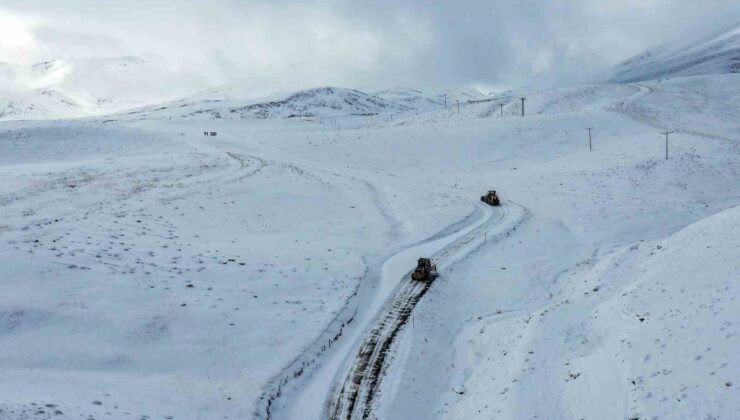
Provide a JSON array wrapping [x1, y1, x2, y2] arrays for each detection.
[[1, 15, 740, 420]]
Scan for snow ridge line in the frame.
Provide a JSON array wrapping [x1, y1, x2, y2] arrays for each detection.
[[329, 202, 529, 420]]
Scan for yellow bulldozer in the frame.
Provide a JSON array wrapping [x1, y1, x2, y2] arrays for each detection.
[[480, 190, 500, 206], [411, 258, 438, 281]]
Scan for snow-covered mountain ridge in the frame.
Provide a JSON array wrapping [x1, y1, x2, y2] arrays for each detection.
[[610, 21, 740, 82], [0, 56, 207, 121], [118, 86, 413, 121]]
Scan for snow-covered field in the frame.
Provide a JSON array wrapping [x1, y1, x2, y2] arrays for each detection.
[[1, 70, 739, 420]]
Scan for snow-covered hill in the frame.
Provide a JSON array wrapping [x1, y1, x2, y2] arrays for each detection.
[[442, 201, 740, 420], [115, 86, 412, 121], [373, 87, 487, 112], [0, 88, 83, 121], [0, 56, 491, 123], [373, 88, 443, 111], [610, 22, 740, 82], [0, 56, 202, 121]]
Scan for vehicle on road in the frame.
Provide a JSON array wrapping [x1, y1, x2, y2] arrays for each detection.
[[411, 257, 438, 281], [481, 190, 500, 206]]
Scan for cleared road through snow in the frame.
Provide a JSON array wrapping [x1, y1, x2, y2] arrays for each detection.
[[259, 202, 501, 419], [326, 202, 525, 420]]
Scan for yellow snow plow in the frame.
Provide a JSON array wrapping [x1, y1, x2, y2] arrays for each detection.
[[480, 190, 500, 206], [411, 258, 438, 281]]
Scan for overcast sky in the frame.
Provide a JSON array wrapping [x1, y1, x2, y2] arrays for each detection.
[[1, 0, 739, 94]]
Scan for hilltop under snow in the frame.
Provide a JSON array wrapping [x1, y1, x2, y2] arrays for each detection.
[[610, 21, 740, 83], [117, 87, 413, 121], [0, 56, 210, 120]]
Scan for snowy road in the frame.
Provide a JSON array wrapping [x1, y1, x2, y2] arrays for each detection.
[[327, 202, 525, 420], [191, 134, 492, 420], [257, 200, 495, 419]]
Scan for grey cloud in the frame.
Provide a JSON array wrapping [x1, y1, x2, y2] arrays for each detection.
[[1, 0, 739, 95]]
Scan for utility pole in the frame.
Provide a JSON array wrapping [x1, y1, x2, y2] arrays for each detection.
[[443, 94, 447, 109], [498, 103, 504, 117], [661, 130, 674, 159], [457, 100, 460, 114], [587, 127, 593, 151], [520, 97, 526, 117]]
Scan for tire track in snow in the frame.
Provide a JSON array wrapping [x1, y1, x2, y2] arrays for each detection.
[[255, 203, 488, 420], [207, 138, 498, 419], [611, 83, 739, 152], [329, 203, 527, 420], [228, 149, 408, 419]]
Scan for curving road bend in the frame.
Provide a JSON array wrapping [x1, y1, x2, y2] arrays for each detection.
[[328, 202, 523, 420], [269, 201, 499, 419]]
